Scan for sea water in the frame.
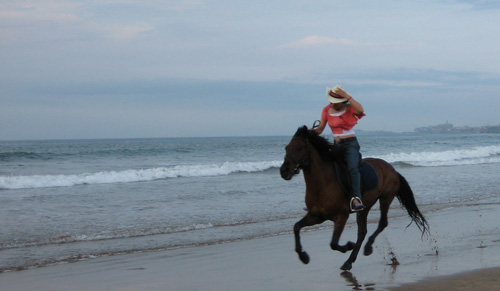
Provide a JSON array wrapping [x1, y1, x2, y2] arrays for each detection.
[[1, 133, 500, 271]]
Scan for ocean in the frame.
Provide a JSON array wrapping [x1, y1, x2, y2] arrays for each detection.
[[1, 132, 500, 272]]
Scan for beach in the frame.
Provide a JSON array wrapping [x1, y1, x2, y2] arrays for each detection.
[[1, 199, 499, 291], [2, 134, 500, 290], [391, 267, 500, 290]]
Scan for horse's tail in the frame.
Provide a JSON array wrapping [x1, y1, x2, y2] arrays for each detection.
[[396, 173, 429, 235]]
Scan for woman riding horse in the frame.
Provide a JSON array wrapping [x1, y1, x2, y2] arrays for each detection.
[[280, 125, 429, 270], [312, 85, 365, 212]]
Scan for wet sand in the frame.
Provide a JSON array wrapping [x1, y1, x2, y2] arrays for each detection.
[[390, 267, 500, 290], [1, 201, 499, 290]]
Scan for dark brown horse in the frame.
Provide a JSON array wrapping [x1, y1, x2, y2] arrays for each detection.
[[280, 126, 429, 270]]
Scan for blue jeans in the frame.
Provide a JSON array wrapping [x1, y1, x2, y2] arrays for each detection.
[[334, 138, 362, 198]]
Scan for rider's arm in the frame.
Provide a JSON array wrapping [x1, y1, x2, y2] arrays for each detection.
[[313, 119, 327, 134]]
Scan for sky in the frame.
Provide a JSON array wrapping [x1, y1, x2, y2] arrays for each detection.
[[1, 0, 500, 140]]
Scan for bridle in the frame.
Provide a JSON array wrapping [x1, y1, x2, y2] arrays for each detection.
[[284, 136, 310, 174]]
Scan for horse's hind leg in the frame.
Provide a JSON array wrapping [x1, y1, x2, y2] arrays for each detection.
[[364, 200, 390, 256], [294, 214, 325, 264]]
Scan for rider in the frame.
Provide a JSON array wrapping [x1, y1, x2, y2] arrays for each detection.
[[312, 85, 366, 212]]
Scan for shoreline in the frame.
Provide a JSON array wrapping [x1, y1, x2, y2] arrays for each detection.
[[389, 267, 500, 290], [1, 202, 499, 290]]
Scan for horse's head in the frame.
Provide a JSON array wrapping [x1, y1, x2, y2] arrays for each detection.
[[280, 126, 312, 180]]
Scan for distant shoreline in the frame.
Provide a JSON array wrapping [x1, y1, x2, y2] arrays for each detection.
[[414, 122, 500, 134]]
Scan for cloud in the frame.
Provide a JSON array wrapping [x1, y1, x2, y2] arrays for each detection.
[[162, 0, 205, 11], [89, 22, 155, 41], [2, 69, 500, 140], [0, 1, 156, 43], [453, 0, 500, 9], [279, 35, 404, 49], [280, 35, 358, 48], [0, 1, 82, 24], [2, 0, 500, 139]]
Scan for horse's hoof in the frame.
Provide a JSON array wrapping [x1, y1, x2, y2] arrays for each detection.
[[331, 242, 354, 253], [331, 244, 345, 253], [364, 245, 373, 256], [299, 251, 310, 264], [340, 261, 352, 271]]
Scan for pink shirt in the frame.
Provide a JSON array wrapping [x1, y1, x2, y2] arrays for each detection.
[[321, 105, 365, 135]]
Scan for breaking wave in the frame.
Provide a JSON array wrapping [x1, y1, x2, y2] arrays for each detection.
[[0, 161, 282, 190], [2, 145, 500, 190], [375, 145, 500, 167]]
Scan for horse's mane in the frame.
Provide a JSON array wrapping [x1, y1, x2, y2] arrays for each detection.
[[293, 126, 336, 162]]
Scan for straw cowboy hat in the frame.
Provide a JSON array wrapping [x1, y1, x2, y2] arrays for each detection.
[[326, 85, 347, 103]]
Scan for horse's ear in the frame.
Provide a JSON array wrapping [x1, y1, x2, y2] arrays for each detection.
[[295, 125, 309, 138]]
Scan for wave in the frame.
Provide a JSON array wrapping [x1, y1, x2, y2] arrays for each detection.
[[0, 151, 47, 161], [375, 145, 500, 167], [3, 145, 499, 190], [0, 223, 216, 250], [0, 161, 282, 190]]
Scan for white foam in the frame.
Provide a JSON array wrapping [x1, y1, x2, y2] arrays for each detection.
[[376, 145, 500, 167], [0, 161, 282, 190]]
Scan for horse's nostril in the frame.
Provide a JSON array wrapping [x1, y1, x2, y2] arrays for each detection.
[[280, 166, 291, 180]]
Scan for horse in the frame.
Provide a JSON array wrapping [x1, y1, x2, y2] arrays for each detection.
[[280, 126, 429, 271]]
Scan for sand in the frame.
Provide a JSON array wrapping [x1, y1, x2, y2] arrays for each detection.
[[1, 202, 499, 291], [390, 267, 500, 290]]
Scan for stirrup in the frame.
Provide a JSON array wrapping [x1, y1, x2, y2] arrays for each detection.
[[350, 197, 364, 212]]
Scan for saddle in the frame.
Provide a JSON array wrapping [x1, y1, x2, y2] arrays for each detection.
[[333, 158, 378, 198]]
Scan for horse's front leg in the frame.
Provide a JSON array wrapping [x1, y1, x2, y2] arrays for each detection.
[[330, 214, 355, 253], [294, 214, 325, 264], [340, 212, 368, 271]]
